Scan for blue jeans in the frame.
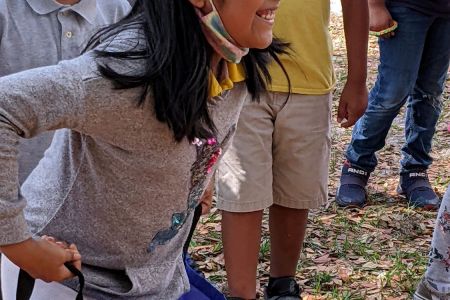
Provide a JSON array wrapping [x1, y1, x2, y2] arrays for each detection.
[[346, 5, 450, 173]]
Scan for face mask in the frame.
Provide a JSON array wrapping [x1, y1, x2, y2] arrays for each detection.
[[196, 0, 249, 64]]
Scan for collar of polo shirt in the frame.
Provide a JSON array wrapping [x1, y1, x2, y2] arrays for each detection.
[[26, 0, 97, 24]]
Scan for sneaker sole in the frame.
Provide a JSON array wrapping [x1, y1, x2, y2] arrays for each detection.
[[335, 190, 368, 208], [337, 202, 367, 209]]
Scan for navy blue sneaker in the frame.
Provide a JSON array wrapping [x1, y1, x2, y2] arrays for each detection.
[[336, 161, 370, 207], [397, 170, 440, 210], [264, 277, 301, 300]]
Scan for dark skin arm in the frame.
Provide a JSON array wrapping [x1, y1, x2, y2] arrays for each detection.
[[338, 0, 369, 128]]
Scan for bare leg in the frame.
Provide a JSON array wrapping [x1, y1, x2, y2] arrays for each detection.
[[269, 205, 308, 277], [222, 210, 264, 299]]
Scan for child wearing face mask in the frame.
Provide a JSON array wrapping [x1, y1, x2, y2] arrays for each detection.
[[0, 0, 286, 298]]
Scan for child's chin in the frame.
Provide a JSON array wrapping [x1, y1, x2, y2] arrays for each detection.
[[239, 34, 273, 50], [253, 38, 274, 50]]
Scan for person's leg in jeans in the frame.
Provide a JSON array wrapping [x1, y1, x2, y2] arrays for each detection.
[[346, 5, 434, 171], [401, 17, 450, 172], [396, 16, 450, 209], [337, 6, 435, 206]]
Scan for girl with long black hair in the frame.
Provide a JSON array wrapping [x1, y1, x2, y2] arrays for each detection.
[[0, 0, 286, 298]]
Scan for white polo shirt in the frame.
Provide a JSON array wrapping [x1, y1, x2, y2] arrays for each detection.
[[0, 0, 131, 182]]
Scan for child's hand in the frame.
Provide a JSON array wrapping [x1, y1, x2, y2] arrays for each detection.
[[0, 237, 81, 282], [369, 3, 396, 38], [200, 180, 214, 215], [337, 80, 368, 128], [41, 235, 82, 272]]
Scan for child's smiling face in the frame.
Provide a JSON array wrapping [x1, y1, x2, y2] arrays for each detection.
[[191, 0, 281, 49]]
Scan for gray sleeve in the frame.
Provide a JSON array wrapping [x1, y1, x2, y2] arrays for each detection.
[[0, 56, 89, 245], [0, 27, 144, 245]]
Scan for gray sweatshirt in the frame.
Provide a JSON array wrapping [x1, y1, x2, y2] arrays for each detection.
[[0, 27, 246, 299]]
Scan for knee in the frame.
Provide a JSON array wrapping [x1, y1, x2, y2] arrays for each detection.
[[413, 87, 444, 112], [369, 79, 412, 112]]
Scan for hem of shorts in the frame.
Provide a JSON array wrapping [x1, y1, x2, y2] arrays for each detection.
[[216, 196, 273, 213], [268, 85, 334, 95], [273, 195, 326, 210]]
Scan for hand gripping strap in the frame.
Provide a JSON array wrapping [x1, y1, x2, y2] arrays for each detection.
[[16, 263, 84, 300]]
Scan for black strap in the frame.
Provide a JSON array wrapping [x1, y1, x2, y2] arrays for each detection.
[[183, 204, 203, 255], [64, 262, 84, 300], [16, 269, 34, 300], [16, 263, 84, 300], [402, 178, 433, 197]]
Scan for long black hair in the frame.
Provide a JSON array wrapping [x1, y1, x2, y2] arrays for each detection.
[[87, 0, 289, 142]]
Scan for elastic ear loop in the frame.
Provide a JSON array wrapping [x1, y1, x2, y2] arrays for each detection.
[[369, 20, 398, 37], [208, 0, 218, 13]]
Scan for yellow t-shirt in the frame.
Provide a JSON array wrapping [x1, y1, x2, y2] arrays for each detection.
[[269, 0, 335, 95], [209, 62, 246, 98]]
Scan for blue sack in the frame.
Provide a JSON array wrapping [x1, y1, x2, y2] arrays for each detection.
[[179, 204, 226, 300], [179, 255, 226, 300]]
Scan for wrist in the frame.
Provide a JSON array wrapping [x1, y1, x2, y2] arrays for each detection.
[[346, 76, 367, 86], [1, 238, 35, 259]]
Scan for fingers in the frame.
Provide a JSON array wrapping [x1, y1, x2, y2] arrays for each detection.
[[41, 235, 55, 242], [380, 30, 395, 39], [370, 18, 397, 39], [340, 116, 357, 128], [41, 235, 66, 248], [41, 236, 72, 250], [40, 236, 82, 262], [64, 247, 82, 262], [56, 264, 77, 282], [200, 202, 211, 215], [68, 244, 82, 270], [380, 20, 397, 39], [336, 101, 348, 124], [57, 244, 82, 281], [41, 235, 82, 270], [40, 246, 80, 282]]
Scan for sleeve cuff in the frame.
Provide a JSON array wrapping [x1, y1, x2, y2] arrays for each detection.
[[0, 213, 32, 246]]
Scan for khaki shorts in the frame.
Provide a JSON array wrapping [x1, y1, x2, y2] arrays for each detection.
[[217, 92, 331, 212]]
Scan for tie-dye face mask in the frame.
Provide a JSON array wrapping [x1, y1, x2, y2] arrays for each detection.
[[196, 0, 249, 64]]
